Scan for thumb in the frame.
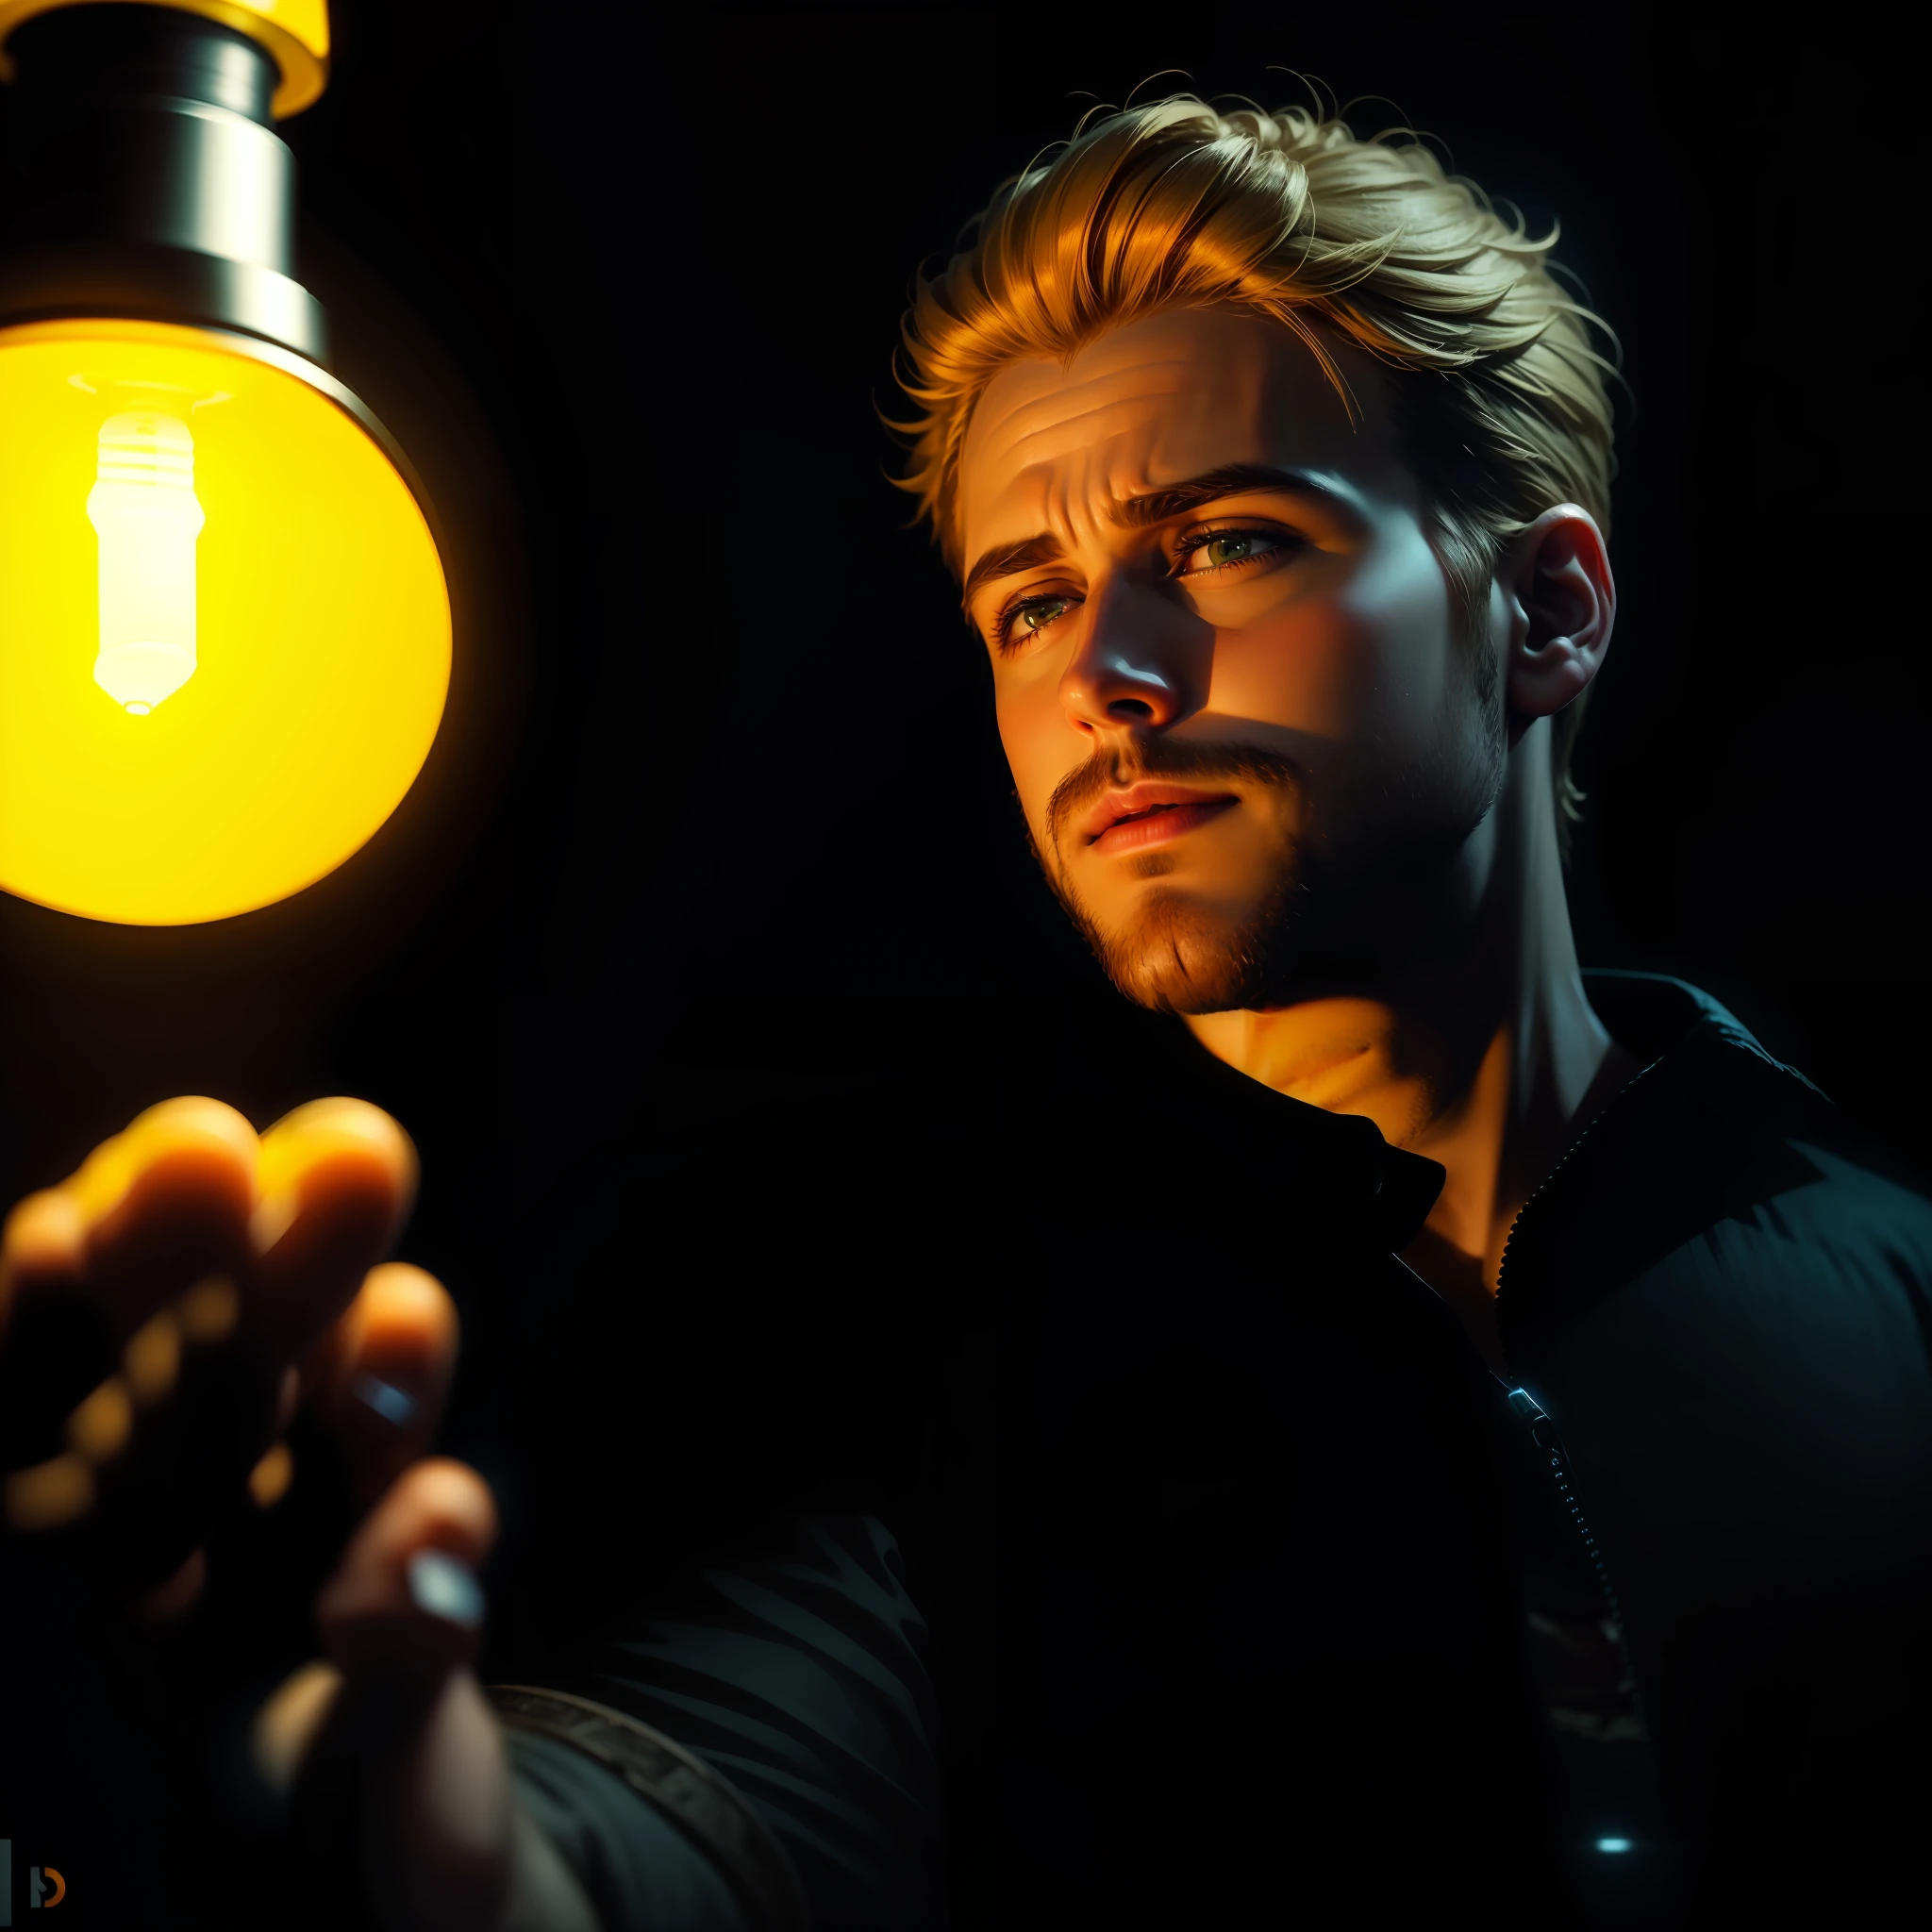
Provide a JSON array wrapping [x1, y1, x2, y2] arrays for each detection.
[[250, 1456, 494, 1799], [314, 1456, 494, 1690], [279, 1458, 515, 1932], [361, 1667, 520, 1932]]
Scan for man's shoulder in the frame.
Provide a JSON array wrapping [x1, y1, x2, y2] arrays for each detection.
[[1630, 1086, 1932, 1326], [1755, 1092, 1932, 1257], [1507, 973, 1932, 1484], [1515, 972, 1932, 1323]]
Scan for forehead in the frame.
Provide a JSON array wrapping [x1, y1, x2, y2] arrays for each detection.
[[957, 306, 1407, 555]]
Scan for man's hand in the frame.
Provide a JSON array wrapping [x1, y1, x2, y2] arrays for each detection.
[[0, 1093, 423, 1608], [0, 1097, 594, 1924], [0, 1095, 598, 1931]]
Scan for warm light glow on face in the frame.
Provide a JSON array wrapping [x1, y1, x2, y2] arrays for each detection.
[[0, 318, 451, 925]]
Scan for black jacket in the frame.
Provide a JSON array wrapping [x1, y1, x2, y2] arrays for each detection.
[[484, 970, 1932, 1932]]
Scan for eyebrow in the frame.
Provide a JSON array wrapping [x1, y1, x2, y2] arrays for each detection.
[[960, 464, 1350, 610]]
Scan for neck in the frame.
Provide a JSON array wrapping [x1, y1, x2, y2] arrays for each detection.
[[1181, 724, 1640, 1373]]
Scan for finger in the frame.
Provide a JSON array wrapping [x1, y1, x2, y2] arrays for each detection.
[[6, 1280, 285, 1596], [306, 1264, 460, 1517], [0, 1101, 257, 1461], [270, 1657, 520, 1932], [74, 1098, 260, 1338], [316, 1457, 496, 1692], [0, 1185, 87, 1342], [243, 1460, 496, 1832], [0, 1190, 104, 1467], [365, 1668, 518, 1932], [252, 1657, 348, 1802], [246, 1100, 419, 1367]]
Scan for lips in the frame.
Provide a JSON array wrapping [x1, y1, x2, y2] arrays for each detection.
[[1083, 783, 1239, 855]]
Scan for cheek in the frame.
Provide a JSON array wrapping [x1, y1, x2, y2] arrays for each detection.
[[994, 668, 1074, 836], [1207, 531, 1458, 742]]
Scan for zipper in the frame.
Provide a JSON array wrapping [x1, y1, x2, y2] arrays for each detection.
[[1493, 1050, 1658, 1316], [1490, 1051, 1660, 1738], [1395, 1227, 1651, 1735], [1495, 1374, 1649, 1737]]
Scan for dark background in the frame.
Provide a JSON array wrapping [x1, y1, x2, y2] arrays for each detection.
[[0, 3, 1926, 1923]]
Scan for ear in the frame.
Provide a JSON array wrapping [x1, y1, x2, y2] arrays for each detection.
[[1499, 505, 1615, 724]]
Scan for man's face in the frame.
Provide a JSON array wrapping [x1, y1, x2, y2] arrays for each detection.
[[958, 306, 1508, 1014]]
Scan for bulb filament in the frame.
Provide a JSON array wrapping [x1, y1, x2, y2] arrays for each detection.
[[88, 410, 206, 714]]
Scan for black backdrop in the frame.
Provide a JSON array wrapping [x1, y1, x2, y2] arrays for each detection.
[[2, 0, 1927, 1546]]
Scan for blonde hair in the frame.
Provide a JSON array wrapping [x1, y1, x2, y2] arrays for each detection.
[[889, 92, 1621, 865]]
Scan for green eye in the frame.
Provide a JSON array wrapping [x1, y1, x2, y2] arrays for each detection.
[[1180, 527, 1291, 576], [1018, 596, 1069, 633]]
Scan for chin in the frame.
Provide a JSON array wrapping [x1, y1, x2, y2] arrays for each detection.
[[1084, 888, 1291, 1016]]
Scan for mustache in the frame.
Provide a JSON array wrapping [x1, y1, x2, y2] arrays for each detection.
[[1045, 739, 1302, 853]]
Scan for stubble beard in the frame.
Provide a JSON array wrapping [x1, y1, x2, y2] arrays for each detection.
[[1041, 818, 1313, 1015], [1028, 694, 1508, 1018]]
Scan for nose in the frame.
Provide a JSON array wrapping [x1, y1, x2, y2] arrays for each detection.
[[1057, 575, 1202, 736]]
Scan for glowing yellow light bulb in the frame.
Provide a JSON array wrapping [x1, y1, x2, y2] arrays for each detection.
[[0, 1, 452, 927], [88, 408, 206, 715], [0, 318, 451, 926]]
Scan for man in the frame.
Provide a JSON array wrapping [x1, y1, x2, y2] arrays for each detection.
[[862, 93, 1932, 1924], [4, 91, 1929, 1932]]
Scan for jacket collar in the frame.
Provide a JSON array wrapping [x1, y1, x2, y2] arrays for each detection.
[[1051, 969, 1822, 1278], [1040, 983, 1450, 1249], [1495, 969, 1830, 1362]]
